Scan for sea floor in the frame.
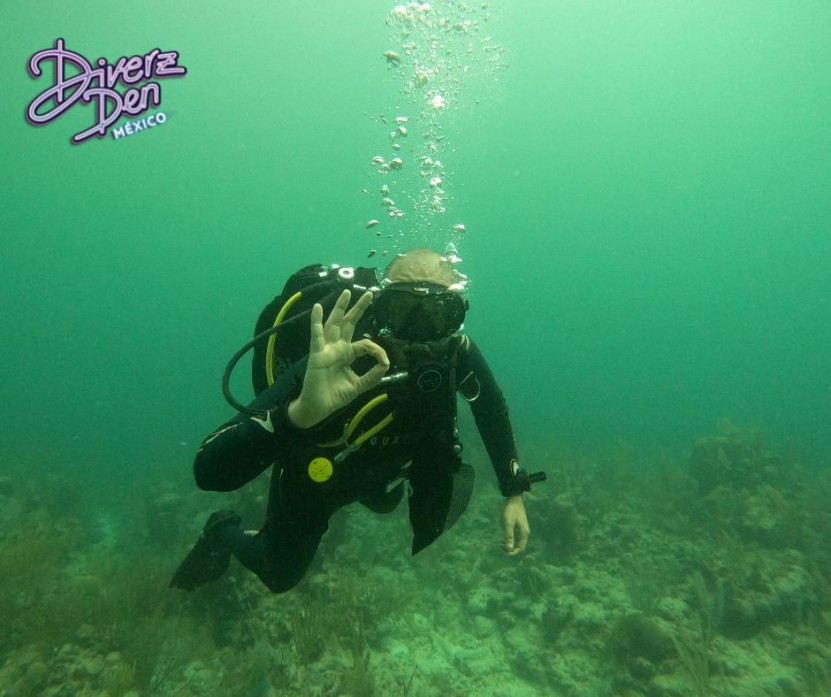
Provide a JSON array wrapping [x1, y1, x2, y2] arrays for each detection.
[[2, 425, 830, 696]]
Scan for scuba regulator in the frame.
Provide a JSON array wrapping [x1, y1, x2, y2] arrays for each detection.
[[373, 280, 467, 395]]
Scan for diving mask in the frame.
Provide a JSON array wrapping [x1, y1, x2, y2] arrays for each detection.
[[373, 282, 467, 341]]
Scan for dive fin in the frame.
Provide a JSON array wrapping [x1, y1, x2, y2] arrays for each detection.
[[169, 510, 241, 592]]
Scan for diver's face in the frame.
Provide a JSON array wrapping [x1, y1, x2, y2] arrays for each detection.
[[373, 282, 466, 341]]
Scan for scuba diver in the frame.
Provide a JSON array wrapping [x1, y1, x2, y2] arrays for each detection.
[[170, 248, 542, 593]]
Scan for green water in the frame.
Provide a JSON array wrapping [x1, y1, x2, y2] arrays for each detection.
[[1, 2, 830, 461]]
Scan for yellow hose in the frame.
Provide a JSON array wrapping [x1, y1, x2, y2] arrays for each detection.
[[265, 291, 303, 386], [317, 394, 393, 449]]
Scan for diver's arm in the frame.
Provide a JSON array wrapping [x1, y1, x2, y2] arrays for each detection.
[[193, 360, 307, 492], [459, 337, 521, 492], [195, 290, 388, 492], [460, 336, 530, 554]]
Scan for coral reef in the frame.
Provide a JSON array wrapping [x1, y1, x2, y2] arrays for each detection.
[[1, 422, 830, 696]]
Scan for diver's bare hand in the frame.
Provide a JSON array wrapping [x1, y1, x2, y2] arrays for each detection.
[[288, 290, 389, 428], [503, 495, 530, 555]]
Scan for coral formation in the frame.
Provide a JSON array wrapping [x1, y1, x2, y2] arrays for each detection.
[[1, 421, 830, 696]]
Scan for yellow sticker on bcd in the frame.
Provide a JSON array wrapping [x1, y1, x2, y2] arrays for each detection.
[[308, 457, 333, 483]]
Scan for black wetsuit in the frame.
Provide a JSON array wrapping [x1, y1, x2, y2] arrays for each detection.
[[194, 334, 519, 593]]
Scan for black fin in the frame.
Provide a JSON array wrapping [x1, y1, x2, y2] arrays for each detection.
[[169, 510, 240, 592]]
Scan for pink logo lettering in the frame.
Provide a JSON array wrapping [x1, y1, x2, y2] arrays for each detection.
[[26, 38, 186, 144]]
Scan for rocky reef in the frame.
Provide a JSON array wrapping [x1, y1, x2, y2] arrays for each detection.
[[1, 422, 830, 696]]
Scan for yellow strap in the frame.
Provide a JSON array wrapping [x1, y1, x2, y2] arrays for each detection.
[[265, 291, 303, 386]]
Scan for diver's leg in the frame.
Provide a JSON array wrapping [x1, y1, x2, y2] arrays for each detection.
[[169, 510, 242, 592], [359, 481, 405, 514], [220, 504, 327, 594], [221, 467, 334, 594]]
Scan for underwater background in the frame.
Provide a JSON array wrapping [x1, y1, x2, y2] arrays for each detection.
[[1, 1, 830, 695]]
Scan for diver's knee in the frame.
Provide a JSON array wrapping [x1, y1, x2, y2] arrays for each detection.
[[360, 483, 405, 514], [261, 573, 302, 594]]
